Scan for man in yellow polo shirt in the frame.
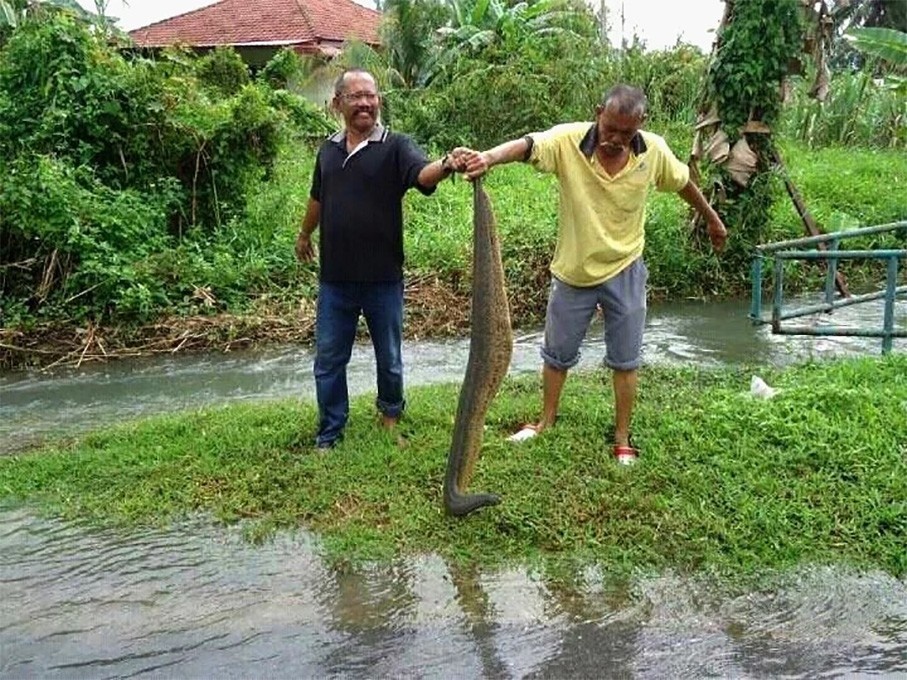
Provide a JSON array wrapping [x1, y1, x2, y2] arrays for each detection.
[[462, 84, 727, 464]]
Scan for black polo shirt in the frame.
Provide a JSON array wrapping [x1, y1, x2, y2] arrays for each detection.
[[310, 125, 434, 283]]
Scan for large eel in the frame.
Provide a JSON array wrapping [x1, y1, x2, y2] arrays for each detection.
[[443, 178, 513, 517]]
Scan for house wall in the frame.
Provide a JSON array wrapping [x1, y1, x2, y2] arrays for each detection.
[[234, 46, 285, 69]]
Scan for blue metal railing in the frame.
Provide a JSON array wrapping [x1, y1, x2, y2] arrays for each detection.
[[750, 221, 906, 354]]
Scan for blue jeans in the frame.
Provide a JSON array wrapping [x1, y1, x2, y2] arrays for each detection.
[[313, 281, 405, 446]]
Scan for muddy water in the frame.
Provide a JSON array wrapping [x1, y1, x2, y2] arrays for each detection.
[[1, 509, 905, 679], [1, 297, 905, 678], [2, 298, 903, 454]]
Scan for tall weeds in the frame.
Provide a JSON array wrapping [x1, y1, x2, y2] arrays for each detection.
[[782, 70, 906, 148]]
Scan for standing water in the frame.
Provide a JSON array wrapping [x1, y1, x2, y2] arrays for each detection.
[[2, 298, 903, 453], [1, 509, 904, 678], [1, 298, 905, 678]]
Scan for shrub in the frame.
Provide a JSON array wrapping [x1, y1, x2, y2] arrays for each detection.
[[0, 156, 180, 322], [196, 46, 250, 97], [259, 47, 304, 89]]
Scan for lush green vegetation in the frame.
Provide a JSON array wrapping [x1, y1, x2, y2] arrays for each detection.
[[0, 13, 334, 329], [1, 355, 904, 577], [0, 3, 904, 359]]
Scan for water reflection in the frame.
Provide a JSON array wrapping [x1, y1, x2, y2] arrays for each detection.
[[1, 509, 904, 678], [2, 298, 903, 454], [2, 300, 905, 677]]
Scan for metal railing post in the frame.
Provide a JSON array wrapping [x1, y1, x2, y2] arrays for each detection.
[[750, 254, 763, 324], [882, 255, 898, 355], [749, 221, 906, 354], [824, 238, 840, 306], [772, 254, 784, 333]]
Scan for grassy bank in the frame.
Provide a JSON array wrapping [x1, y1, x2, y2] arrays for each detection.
[[2, 355, 904, 579], [407, 138, 907, 307], [3, 141, 904, 370]]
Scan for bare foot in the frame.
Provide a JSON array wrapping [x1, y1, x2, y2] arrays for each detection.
[[378, 415, 407, 448]]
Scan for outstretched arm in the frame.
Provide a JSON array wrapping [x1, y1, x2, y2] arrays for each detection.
[[416, 153, 457, 188], [678, 180, 728, 252], [415, 145, 482, 188], [463, 138, 532, 180]]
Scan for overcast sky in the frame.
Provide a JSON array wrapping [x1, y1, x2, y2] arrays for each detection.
[[77, 0, 724, 51]]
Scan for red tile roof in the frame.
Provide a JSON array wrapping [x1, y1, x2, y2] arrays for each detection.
[[129, 0, 382, 49]]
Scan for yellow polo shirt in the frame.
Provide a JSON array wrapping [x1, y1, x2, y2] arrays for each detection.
[[528, 122, 689, 287]]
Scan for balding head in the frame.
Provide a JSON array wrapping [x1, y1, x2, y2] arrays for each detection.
[[332, 68, 381, 135], [600, 84, 647, 121], [333, 68, 378, 97]]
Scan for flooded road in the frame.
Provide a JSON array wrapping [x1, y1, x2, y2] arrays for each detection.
[[1, 297, 905, 678], [2, 508, 905, 679]]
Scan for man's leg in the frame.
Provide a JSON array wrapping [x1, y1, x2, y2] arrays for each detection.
[[599, 259, 647, 453], [362, 280, 405, 429], [531, 278, 598, 433], [538, 363, 568, 430], [612, 369, 638, 447], [313, 282, 359, 447]]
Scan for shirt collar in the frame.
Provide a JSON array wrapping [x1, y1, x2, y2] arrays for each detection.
[[329, 123, 388, 145], [579, 123, 647, 157]]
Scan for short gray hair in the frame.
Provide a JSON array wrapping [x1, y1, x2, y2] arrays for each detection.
[[601, 84, 647, 119]]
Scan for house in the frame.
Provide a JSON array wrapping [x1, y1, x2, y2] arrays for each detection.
[[128, 0, 382, 104]]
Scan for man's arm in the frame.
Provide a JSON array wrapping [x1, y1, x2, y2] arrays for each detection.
[[416, 154, 457, 189], [295, 198, 321, 262], [463, 138, 531, 180], [677, 180, 728, 252]]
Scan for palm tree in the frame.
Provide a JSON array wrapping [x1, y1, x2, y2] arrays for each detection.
[[381, 0, 449, 87]]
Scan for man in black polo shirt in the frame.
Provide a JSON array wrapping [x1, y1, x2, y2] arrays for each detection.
[[295, 68, 463, 449]]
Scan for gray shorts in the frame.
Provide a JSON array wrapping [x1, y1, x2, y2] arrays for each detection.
[[541, 258, 647, 371]]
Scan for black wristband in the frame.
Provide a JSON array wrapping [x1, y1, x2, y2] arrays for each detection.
[[521, 135, 534, 161]]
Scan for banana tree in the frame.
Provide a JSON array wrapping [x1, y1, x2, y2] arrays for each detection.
[[432, 0, 593, 80], [846, 26, 907, 92], [0, 0, 22, 27], [0, 0, 94, 28]]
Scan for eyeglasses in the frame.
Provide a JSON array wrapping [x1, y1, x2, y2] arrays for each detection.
[[339, 91, 379, 103]]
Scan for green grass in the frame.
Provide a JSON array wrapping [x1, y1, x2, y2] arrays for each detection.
[[142, 137, 907, 316], [771, 143, 907, 235], [398, 140, 906, 305], [4, 139, 902, 334], [2, 355, 905, 580]]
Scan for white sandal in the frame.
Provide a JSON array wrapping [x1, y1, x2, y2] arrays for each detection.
[[507, 424, 540, 442]]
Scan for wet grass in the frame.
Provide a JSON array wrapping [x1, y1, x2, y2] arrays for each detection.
[[1, 355, 905, 579]]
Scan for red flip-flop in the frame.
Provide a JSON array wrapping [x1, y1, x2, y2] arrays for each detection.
[[613, 444, 639, 465]]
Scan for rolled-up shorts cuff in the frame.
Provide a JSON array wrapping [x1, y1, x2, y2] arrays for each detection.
[[540, 347, 580, 371], [604, 356, 642, 371]]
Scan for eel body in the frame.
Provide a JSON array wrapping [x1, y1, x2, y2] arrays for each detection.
[[442, 179, 513, 517]]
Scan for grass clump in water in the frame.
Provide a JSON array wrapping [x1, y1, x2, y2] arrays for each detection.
[[1, 355, 904, 578]]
